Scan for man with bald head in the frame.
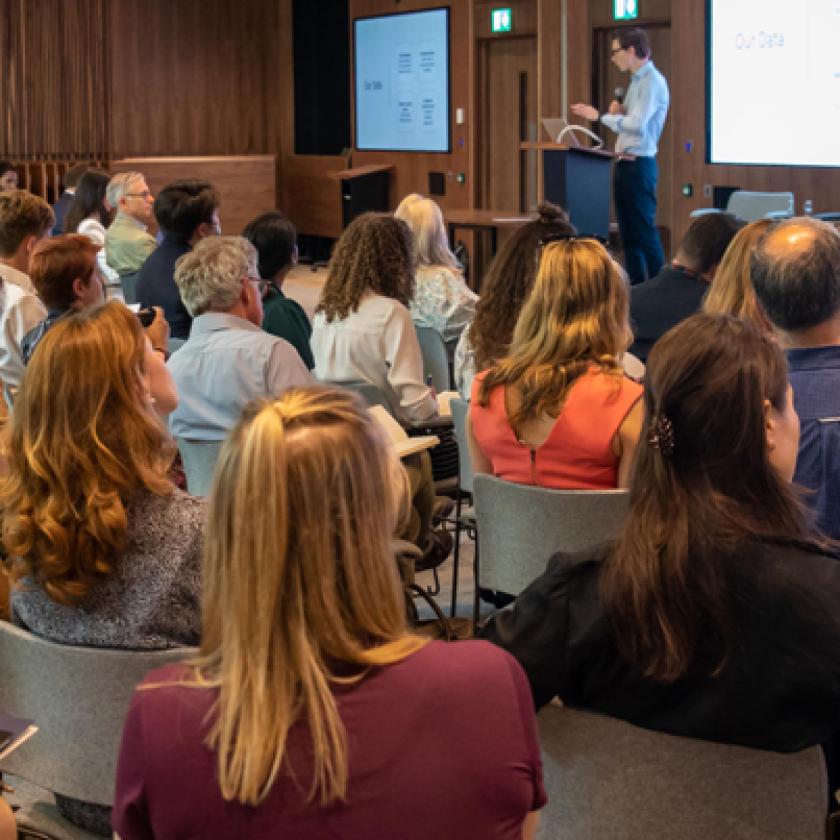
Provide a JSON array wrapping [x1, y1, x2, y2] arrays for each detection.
[[752, 217, 840, 539]]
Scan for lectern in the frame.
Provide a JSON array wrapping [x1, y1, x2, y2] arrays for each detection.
[[521, 143, 620, 239]]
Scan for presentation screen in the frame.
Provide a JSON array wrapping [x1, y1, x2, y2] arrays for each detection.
[[354, 8, 450, 153], [708, 0, 840, 166]]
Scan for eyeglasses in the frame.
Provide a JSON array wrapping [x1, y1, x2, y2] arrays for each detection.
[[247, 276, 268, 296], [124, 190, 152, 199], [538, 232, 609, 248]]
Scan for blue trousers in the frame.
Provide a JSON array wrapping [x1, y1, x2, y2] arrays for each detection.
[[614, 156, 665, 285]]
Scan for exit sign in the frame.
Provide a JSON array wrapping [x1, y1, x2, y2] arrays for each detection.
[[614, 0, 638, 20], [491, 8, 512, 33]]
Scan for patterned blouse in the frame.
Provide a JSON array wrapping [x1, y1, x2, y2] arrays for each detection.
[[409, 265, 478, 344]]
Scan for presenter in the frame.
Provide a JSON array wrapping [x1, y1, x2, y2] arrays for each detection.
[[571, 28, 669, 285]]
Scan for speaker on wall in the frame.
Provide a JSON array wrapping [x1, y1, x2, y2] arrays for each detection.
[[428, 172, 446, 197]]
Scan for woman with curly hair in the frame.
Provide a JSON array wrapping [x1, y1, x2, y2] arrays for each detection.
[[395, 194, 477, 344], [454, 203, 574, 398], [468, 237, 643, 489], [703, 218, 774, 333], [312, 212, 436, 422]]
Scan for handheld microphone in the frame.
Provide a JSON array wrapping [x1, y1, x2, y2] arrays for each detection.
[[614, 86, 626, 105]]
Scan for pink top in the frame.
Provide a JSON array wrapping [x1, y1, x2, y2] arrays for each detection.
[[113, 640, 545, 840], [470, 368, 643, 489]]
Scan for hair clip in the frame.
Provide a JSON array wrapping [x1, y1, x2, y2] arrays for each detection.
[[647, 414, 675, 458]]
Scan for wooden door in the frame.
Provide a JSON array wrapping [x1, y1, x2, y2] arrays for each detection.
[[477, 36, 538, 212]]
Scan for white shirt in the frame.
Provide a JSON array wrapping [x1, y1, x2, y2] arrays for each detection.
[[312, 293, 437, 422], [168, 311, 313, 441], [78, 217, 121, 286], [0, 271, 47, 404]]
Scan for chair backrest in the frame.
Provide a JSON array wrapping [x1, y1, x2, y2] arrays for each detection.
[[726, 190, 794, 221], [449, 397, 474, 493], [177, 438, 223, 496], [472, 475, 629, 595], [0, 621, 194, 805], [536, 704, 826, 840], [415, 325, 450, 393], [119, 270, 139, 305]]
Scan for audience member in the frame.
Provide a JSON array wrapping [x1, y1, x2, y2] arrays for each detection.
[[395, 193, 477, 344], [242, 211, 314, 369], [63, 168, 120, 287], [469, 237, 643, 488], [752, 217, 840, 540], [703, 218, 774, 332], [312, 213, 437, 421], [3, 301, 201, 835], [104, 171, 156, 279], [454, 203, 573, 398], [168, 236, 312, 441], [51, 162, 91, 236], [482, 314, 840, 762], [0, 190, 54, 404], [629, 212, 742, 361], [22, 235, 105, 363], [113, 387, 544, 839], [137, 179, 221, 339], [0, 162, 18, 192]]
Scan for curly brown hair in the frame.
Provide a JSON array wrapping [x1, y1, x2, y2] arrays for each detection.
[[316, 213, 416, 322], [469, 202, 573, 373]]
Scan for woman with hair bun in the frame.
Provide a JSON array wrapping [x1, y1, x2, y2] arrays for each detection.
[[468, 237, 643, 489], [454, 202, 574, 398], [113, 387, 545, 840], [483, 313, 840, 762]]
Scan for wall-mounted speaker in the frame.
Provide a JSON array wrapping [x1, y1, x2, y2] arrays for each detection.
[[428, 171, 446, 196]]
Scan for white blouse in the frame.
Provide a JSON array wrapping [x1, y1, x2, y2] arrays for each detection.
[[78, 218, 121, 287], [312, 292, 437, 422]]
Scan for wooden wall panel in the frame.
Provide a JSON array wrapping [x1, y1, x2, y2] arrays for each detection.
[[349, 0, 472, 211], [0, 0, 110, 159], [109, 0, 284, 159]]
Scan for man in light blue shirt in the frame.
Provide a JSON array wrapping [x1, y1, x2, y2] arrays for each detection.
[[572, 28, 669, 285], [168, 235, 312, 441]]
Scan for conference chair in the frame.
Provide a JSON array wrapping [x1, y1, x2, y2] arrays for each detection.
[[0, 621, 194, 839], [415, 325, 451, 393], [449, 397, 476, 617], [119, 271, 139, 306], [471, 475, 629, 625], [691, 190, 794, 222], [536, 704, 827, 839], [176, 438, 223, 497]]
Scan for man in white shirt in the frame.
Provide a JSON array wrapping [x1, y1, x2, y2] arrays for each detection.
[[168, 235, 313, 441], [0, 190, 54, 405]]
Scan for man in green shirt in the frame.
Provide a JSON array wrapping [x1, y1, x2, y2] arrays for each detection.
[[242, 211, 314, 369], [104, 171, 157, 279]]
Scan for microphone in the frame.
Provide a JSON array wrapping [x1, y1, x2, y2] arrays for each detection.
[[614, 86, 625, 105]]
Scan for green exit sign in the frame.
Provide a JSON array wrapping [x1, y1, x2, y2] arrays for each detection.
[[491, 8, 512, 33], [614, 0, 638, 20]]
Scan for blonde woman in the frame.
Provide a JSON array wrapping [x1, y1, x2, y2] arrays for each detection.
[[703, 218, 774, 332], [113, 387, 545, 839], [2, 301, 203, 835], [468, 237, 644, 489], [395, 194, 477, 344]]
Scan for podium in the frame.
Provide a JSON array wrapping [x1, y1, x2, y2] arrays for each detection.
[[283, 157, 394, 239], [521, 143, 620, 239]]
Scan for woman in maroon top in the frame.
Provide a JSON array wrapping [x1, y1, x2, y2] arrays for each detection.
[[113, 387, 544, 840]]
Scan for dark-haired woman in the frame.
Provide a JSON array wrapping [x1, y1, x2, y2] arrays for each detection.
[[243, 211, 314, 369], [454, 203, 574, 398], [483, 313, 840, 757], [64, 168, 120, 288], [312, 212, 436, 422]]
